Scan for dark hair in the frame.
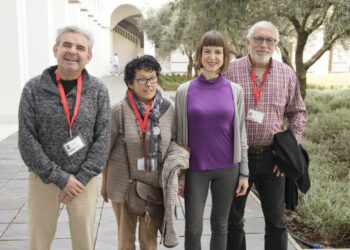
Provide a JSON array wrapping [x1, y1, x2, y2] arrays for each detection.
[[194, 31, 230, 74], [124, 55, 162, 86]]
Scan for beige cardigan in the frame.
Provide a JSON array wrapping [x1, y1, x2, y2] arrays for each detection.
[[160, 142, 189, 247], [106, 98, 175, 203]]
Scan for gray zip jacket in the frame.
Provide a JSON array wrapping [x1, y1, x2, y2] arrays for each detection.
[[175, 80, 249, 176], [18, 66, 111, 189]]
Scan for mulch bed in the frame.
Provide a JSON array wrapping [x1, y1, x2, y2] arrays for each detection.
[[286, 215, 328, 248], [286, 214, 350, 249]]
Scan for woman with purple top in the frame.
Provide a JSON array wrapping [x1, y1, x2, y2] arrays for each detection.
[[175, 31, 249, 250]]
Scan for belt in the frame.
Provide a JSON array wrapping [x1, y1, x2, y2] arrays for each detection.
[[248, 145, 273, 154]]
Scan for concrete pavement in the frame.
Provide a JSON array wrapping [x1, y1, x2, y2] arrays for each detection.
[[0, 75, 299, 249]]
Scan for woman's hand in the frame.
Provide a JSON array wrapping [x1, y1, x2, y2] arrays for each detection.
[[178, 177, 185, 198], [100, 183, 108, 203], [235, 176, 249, 197]]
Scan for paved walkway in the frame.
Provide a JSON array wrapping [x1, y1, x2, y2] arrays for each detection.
[[0, 75, 298, 249]]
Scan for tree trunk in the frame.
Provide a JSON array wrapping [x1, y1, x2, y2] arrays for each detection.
[[186, 54, 193, 80], [294, 32, 309, 99], [296, 69, 307, 99], [328, 46, 333, 73]]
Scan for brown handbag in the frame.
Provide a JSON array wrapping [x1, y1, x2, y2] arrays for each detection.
[[126, 180, 164, 218]]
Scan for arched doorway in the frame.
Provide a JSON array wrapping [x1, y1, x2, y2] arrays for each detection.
[[110, 4, 144, 73]]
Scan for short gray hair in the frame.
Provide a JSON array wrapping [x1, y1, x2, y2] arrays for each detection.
[[247, 21, 280, 42], [55, 25, 94, 52]]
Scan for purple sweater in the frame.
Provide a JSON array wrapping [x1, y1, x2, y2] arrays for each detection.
[[187, 75, 238, 171]]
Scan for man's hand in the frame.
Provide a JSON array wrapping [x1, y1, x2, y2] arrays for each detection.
[[235, 176, 249, 197], [100, 164, 109, 203], [59, 175, 85, 204], [59, 191, 73, 204], [273, 165, 284, 177]]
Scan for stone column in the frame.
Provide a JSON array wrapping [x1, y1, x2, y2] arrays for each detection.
[[0, 0, 28, 124], [25, 0, 54, 77]]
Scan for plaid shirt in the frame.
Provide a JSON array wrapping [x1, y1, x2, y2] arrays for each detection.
[[222, 56, 307, 147]]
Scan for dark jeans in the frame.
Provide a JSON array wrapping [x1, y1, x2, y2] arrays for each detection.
[[185, 167, 239, 250], [227, 150, 287, 250]]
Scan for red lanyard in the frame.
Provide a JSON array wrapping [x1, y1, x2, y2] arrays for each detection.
[[56, 70, 82, 136], [127, 88, 152, 134], [251, 61, 271, 105]]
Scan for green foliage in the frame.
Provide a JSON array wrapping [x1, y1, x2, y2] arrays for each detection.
[[138, 3, 180, 57], [293, 89, 350, 247], [293, 178, 350, 246], [159, 73, 188, 91]]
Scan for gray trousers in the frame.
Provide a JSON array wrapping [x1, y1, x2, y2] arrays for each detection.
[[185, 167, 239, 250]]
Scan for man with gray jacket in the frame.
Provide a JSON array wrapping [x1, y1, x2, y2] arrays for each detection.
[[18, 26, 111, 250]]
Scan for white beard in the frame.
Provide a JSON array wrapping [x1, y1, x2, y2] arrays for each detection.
[[250, 53, 271, 66]]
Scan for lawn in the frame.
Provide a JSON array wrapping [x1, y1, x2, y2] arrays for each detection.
[[307, 73, 350, 89]]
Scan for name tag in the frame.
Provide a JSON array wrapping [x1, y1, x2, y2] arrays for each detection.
[[137, 157, 158, 172], [63, 135, 85, 157], [137, 157, 145, 171], [246, 109, 265, 124]]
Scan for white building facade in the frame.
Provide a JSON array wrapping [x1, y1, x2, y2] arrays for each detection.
[[0, 0, 170, 125]]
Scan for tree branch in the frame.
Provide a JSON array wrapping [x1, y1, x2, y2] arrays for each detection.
[[278, 42, 294, 70], [306, 8, 329, 33], [301, 12, 311, 31], [304, 33, 342, 69], [288, 15, 302, 33]]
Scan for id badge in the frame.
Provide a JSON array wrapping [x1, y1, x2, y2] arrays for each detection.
[[246, 109, 265, 124], [63, 135, 85, 157], [137, 157, 145, 171]]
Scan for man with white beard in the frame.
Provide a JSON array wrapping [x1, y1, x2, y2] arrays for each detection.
[[223, 21, 307, 250]]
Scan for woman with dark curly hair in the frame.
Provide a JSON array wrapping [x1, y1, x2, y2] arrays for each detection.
[[101, 55, 178, 249]]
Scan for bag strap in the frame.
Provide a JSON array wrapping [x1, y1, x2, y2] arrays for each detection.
[[120, 101, 133, 183]]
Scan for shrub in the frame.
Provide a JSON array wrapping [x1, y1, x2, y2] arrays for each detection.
[[292, 89, 350, 247], [328, 90, 350, 110], [294, 178, 350, 247], [159, 73, 187, 91], [304, 108, 350, 142]]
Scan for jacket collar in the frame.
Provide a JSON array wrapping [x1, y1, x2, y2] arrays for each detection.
[[38, 65, 91, 96]]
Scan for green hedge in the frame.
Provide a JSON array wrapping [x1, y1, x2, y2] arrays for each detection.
[[159, 73, 188, 91], [291, 89, 350, 247]]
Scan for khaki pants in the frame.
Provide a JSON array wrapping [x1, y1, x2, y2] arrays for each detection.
[[28, 172, 98, 250], [112, 202, 161, 250]]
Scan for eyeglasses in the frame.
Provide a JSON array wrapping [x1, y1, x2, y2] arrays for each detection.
[[250, 36, 277, 46], [135, 76, 158, 86]]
